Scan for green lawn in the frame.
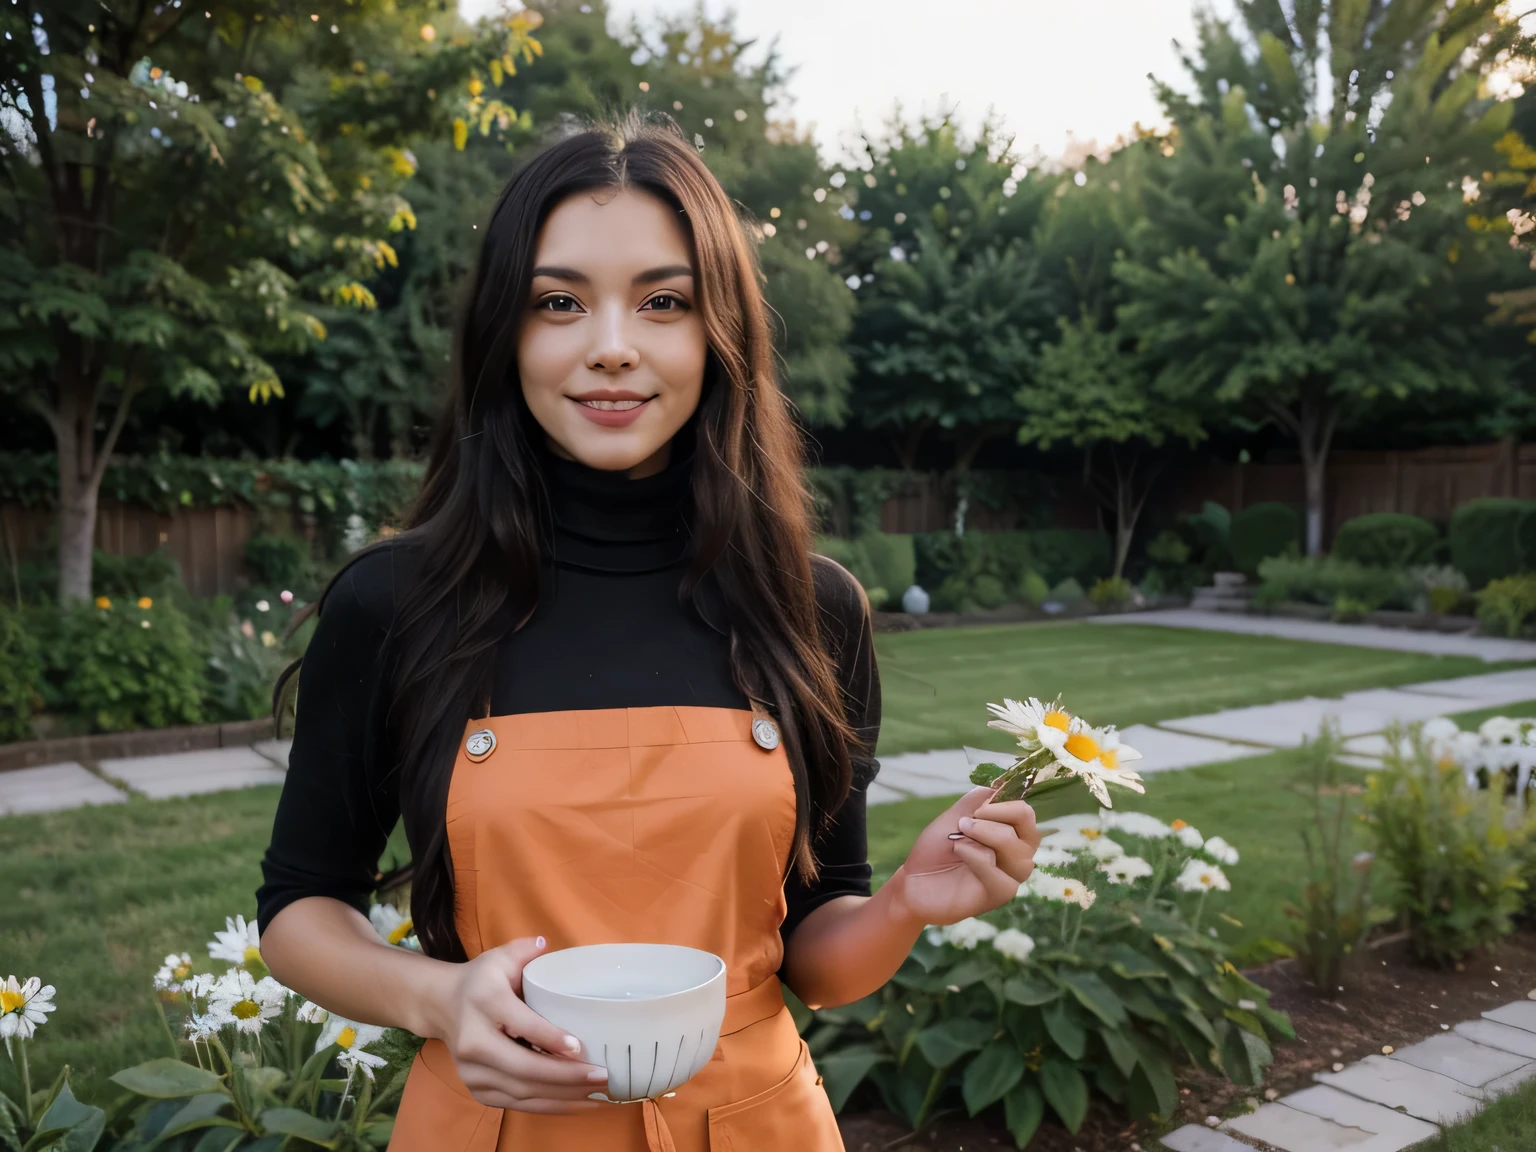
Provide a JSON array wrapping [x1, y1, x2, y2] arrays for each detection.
[[1417, 1075, 1536, 1150], [873, 621, 1504, 755], [2, 621, 1526, 1098]]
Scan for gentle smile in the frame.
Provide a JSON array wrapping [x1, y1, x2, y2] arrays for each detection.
[[576, 398, 651, 410]]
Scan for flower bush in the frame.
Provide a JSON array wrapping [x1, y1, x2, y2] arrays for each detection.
[[0, 604, 43, 742], [1363, 720, 1529, 965], [800, 810, 1288, 1146], [0, 907, 421, 1151], [54, 597, 206, 732], [1477, 573, 1536, 638]]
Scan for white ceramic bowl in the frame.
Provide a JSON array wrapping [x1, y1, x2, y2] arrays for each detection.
[[522, 943, 727, 1103]]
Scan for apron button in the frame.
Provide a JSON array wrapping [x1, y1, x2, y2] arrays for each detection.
[[465, 728, 497, 762], [751, 716, 780, 750]]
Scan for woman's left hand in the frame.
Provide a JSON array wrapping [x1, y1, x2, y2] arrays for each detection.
[[890, 786, 1042, 927]]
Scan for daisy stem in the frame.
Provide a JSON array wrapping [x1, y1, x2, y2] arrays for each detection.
[[152, 993, 179, 1060], [1067, 906, 1084, 953], [16, 1037, 32, 1126], [1194, 889, 1209, 933]]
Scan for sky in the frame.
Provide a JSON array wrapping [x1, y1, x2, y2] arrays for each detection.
[[459, 0, 1217, 167]]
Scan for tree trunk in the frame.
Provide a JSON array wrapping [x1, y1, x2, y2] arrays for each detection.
[[889, 416, 933, 471], [1295, 394, 1339, 558], [54, 373, 100, 604]]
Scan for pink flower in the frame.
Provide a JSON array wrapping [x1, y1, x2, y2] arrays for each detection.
[[279, 590, 294, 605], [241, 620, 255, 639]]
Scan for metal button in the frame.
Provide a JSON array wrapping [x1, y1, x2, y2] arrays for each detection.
[[465, 728, 497, 762], [751, 716, 780, 751]]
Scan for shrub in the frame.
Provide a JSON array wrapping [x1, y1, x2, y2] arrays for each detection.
[[92, 549, 181, 599], [1183, 502, 1234, 572], [913, 530, 1110, 601], [1027, 529, 1110, 587], [814, 536, 889, 609], [972, 573, 1008, 610], [1230, 503, 1300, 576], [1256, 555, 1413, 612], [1362, 722, 1528, 964], [1018, 569, 1050, 607], [930, 574, 978, 614], [1332, 513, 1439, 570], [1450, 498, 1536, 589], [1048, 577, 1086, 604], [245, 533, 311, 587], [1089, 577, 1132, 609], [0, 604, 43, 742], [1478, 573, 1536, 638], [1332, 595, 1375, 623], [60, 597, 206, 732], [800, 814, 1289, 1143], [1410, 565, 1471, 615], [859, 532, 916, 602], [1143, 529, 1202, 595]]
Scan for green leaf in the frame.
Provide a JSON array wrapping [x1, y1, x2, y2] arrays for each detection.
[[1130, 1032, 1179, 1119], [914, 1017, 993, 1067], [110, 1060, 222, 1100], [190, 1127, 243, 1152], [961, 1041, 1024, 1116], [244, 1068, 284, 1098], [258, 1108, 340, 1144], [37, 1081, 105, 1152], [1003, 1081, 1044, 1147], [1039, 1057, 1090, 1133], [1106, 945, 1165, 980], [815, 1045, 887, 1113], [1099, 1028, 1138, 1079], [1042, 999, 1087, 1061], [1002, 975, 1059, 1007], [20, 1127, 73, 1152], [157, 1092, 232, 1139], [362, 1117, 394, 1147], [1059, 970, 1127, 1028]]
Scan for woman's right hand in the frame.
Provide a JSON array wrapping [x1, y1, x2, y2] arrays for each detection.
[[432, 935, 609, 1113]]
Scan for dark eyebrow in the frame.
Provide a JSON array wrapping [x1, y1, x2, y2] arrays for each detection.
[[529, 264, 695, 286]]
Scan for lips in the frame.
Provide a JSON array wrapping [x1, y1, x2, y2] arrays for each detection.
[[569, 394, 654, 428]]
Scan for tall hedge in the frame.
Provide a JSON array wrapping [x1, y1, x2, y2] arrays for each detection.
[[1332, 513, 1439, 569], [1230, 503, 1301, 575], [1450, 499, 1536, 588]]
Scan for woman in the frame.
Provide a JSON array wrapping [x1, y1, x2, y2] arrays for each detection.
[[256, 111, 1042, 1152]]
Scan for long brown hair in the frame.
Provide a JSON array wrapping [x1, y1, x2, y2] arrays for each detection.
[[279, 110, 859, 960]]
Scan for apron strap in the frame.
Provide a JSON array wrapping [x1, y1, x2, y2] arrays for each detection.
[[641, 1098, 679, 1152]]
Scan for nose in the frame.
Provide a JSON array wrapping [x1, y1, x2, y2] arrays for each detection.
[[586, 306, 639, 374]]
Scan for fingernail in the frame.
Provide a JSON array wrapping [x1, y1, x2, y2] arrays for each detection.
[[587, 1068, 608, 1081], [565, 1035, 582, 1054], [535, 935, 546, 950], [958, 817, 974, 832]]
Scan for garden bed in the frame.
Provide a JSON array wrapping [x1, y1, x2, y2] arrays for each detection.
[[872, 598, 1189, 634], [0, 716, 277, 772], [834, 927, 1536, 1151], [1256, 600, 1481, 635]]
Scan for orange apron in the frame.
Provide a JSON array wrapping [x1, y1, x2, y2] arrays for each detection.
[[389, 705, 846, 1152]]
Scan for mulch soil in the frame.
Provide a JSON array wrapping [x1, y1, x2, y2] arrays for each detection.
[[835, 927, 1536, 1152]]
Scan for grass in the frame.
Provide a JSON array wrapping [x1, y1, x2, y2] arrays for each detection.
[[1416, 1075, 1536, 1150], [1, 621, 1525, 1097], [873, 621, 1505, 755]]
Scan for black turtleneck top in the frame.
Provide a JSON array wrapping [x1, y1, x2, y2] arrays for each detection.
[[254, 440, 882, 970]]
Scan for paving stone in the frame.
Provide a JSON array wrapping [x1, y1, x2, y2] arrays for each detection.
[[1342, 733, 1391, 759], [1113, 724, 1269, 774], [1482, 1061, 1536, 1098], [875, 748, 973, 783], [1161, 698, 1389, 747], [0, 762, 127, 815], [1483, 1000, 1536, 1033], [1390, 1033, 1533, 1087], [864, 781, 912, 806], [1316, 1054, 1484, 1124], [1158, 1125, 1257, 1152], [100, 747, 285, 799], [1227, 1085, 1440, 1151], [251, 739, 291, 769], [873, 768, 974, 798], [1395, 668, 1536, 703], [1455, 1018, 1536, 1059]]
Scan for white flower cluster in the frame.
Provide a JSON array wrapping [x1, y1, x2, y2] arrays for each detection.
[[926, 919, 1036, 964], [1421, 716, 1536, 794], [1013, 811, 1239, 904]]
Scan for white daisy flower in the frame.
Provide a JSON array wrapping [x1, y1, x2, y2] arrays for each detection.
[[1201, 836, 1240, 866], [1420, 717, 1459, 744], [1086, 836, 1125, 861], [990, 928, 1036, 963], [185, 1012, 224, 1041], [296, 1000, 330, 1024], [1031, 842, 1079, 869], [368, 904, 418, 948], [1099, 810, 1173, 840], [1175, 858, 1231, 893], [154, 952, 196, 993], [207, 970, 287, 1034], [985, 697, 1078, 749], [319, 1015, 389, 1079], [339, 1045, 389, 1081], [1481, 716, 1527, 745], [1101, 855, 1154, 884], [208, 915, 262, 968], [937, 917, 999, 950], [1023, 871, 1096, 909], [1175, 823, 1205, 850], [924, 926, 946, 947], [1037, 812, 1104, 837], [1045, 725, 1146, 807], [0, 976, 56, 1039]]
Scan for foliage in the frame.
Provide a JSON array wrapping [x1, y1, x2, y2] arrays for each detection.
[[1332, 513, 1440, 570], [1254, 555, 1414, 612], [1180, 502, 1236, 574], [1018, 570, 1050, 608], [1025, 531, 1112, 588], [814, 536, 889, 609], [1089, 577, 1133, 610], [91, 552, 183, 602], [1229, 502, 1300, 577], [1410, 565, 1472, 616], [0, 603, 43, 741], [1450, 497, 1536, 589], [1143, 528, 1203, 596], [1362, 722, 1528, 965], [1478, 573, 1536, 638], [859, 533, 918, 604], [1282, 725, 1384, 996], [245, 535, 311, 589], [53, 598, 206, 733], [1048, 578, 1087, 606], [800, 815, 1289, 1144]]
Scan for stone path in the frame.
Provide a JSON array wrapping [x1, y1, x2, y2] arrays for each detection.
[[1159, 998, 1536, 1151], [1089, 607, 1536, 663]]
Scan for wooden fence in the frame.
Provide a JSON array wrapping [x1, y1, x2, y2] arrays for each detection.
[[4, 440, 1531, 594]]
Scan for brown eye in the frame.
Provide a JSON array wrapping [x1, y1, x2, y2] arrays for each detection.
[[642, 294, 688, 312], [539, 294, 581, 313]]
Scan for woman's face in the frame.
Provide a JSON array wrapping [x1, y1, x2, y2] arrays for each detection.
[[517, 187, 707, 479]]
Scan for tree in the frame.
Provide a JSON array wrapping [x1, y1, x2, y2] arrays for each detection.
[[0, 0, 538, 601], [1114, 0, 1532, 554]]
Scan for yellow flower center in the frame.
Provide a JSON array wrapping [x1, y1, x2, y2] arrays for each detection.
[[1043, 710, 1071, 731], [1170, 819, 1188, 831], [232, 999, 261, 1021], [0, 990, 23, 1014], [1081, 827, 1102, 840], [337, 1026, 358, 1049], [1063, 885, 1078, 898], [243, 945, 263, 967], [1101, 748, 1119, 770], [1064, 733, 1100, 761], [174, 964, 192, 980], [387, 919, 415, 946], [1200, 873, 1214, 887]]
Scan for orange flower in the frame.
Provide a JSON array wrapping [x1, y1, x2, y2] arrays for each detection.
[[137, 597, 153, 610], [94, 596, 112, 610], [1170, 819, 1188, 831]]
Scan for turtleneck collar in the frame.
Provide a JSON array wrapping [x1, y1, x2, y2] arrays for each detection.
[[541, 436, 695, 574]]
